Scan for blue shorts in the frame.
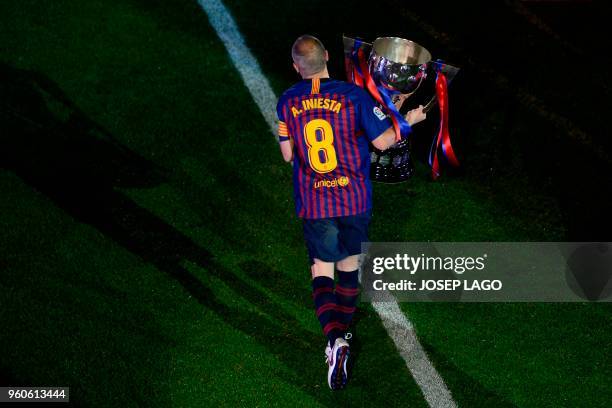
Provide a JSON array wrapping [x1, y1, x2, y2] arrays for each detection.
[[302, 210, 372, 265]]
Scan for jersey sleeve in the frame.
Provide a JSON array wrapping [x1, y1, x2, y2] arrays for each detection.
[[276, 97, 291, 143], [355, 88, 392, 142]]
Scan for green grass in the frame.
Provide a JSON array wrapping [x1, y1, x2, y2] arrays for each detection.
[[1, 0, 611, 407]]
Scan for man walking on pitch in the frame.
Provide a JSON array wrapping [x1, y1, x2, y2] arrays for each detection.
[[276, 35, 426, 390]]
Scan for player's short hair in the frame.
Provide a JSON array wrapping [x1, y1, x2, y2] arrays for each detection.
[[291, 35, 326, 77]]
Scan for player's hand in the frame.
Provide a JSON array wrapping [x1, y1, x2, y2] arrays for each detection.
[[405, 105, 426, 126], [392, 93, 410, 110]]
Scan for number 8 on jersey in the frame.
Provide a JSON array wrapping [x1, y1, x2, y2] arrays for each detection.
[[304, 118, 338, 174]]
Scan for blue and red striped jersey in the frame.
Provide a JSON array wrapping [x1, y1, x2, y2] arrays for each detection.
[[277, 78, 392, 219]]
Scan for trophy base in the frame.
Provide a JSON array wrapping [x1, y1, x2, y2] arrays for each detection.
[[370, 139, 414, 183]]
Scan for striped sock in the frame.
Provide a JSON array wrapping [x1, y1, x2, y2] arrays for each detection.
[[335, 269, 360, 333], [312, 276, 342, 345]]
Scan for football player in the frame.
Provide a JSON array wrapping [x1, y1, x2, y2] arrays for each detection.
[[276, 35, 426, 390]]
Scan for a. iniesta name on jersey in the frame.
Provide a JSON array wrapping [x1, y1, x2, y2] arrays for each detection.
[[291, 97, 342, 117]]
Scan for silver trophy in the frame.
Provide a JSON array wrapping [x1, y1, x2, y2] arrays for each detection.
[[369, 37, 431, 95], [343, 35, 460, 182], [343, 35, 459, 113]]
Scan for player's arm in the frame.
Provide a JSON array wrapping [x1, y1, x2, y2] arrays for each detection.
[[276, 98, 293, 163], [279, 139, 293, 162], [371, 105, 427, 151], [277, 119, 293, 162], [370, 126, 398, 151]]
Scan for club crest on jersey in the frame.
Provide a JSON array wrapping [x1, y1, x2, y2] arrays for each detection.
[[373, 106, 386, 121]]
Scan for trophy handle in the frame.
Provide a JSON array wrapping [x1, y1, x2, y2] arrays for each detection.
[[423, 95, 437, 113], [422, 61, 460, 114]]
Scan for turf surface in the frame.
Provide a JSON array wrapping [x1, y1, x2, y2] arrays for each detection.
[[1, 0, 611, 406]]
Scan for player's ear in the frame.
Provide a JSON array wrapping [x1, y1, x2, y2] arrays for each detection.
[[324, 50, 329, 62], [293, 62, 300, 74]]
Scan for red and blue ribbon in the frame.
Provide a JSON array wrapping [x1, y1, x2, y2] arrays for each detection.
[[350, 39, 411, 143], [347, 41, 459, 179], [428, 61, 459, 179]]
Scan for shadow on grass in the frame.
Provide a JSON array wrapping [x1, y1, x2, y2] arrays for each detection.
[[418, 342, 519, 408], [0, 63, 427, 407]]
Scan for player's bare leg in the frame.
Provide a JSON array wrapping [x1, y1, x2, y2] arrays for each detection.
[[310, 258, 334, 279], [336, 254, 360, 272]]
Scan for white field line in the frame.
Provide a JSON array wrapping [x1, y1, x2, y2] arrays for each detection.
[[373, 301, 456, 408], [197, 0, 278, 135], [196, 0, 456, 406]]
